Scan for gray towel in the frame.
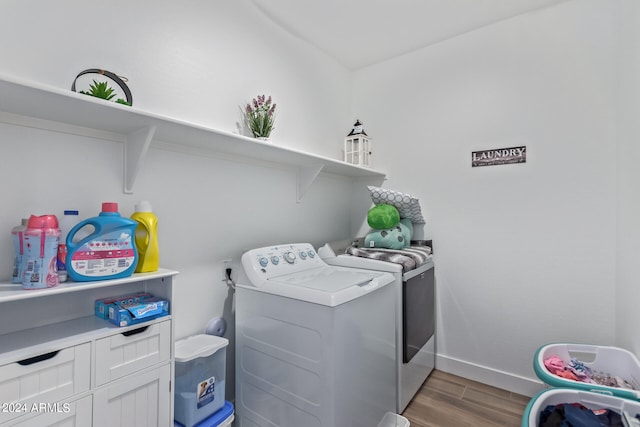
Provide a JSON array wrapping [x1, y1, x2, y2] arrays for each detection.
[[345, 245, 432, 272]]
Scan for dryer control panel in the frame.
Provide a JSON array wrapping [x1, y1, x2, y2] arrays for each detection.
[[241, 243, 325, 285]]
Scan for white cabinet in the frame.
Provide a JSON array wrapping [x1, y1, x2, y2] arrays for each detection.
[[0, 270, 177, 427]]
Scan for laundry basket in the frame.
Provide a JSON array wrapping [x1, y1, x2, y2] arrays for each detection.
[[521, 388, 640, 427], [534, 343, 640, 400]]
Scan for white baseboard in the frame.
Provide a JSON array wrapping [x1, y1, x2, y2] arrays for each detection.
[[435, 353, 545, 397]]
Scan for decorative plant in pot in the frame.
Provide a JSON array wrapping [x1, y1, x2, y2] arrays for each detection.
[[80, 79, 131, 106], [244, 94, 276, 140]]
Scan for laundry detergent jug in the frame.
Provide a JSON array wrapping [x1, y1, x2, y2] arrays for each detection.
[[66, 202, 138, 282], [131, 200, 159, 273]]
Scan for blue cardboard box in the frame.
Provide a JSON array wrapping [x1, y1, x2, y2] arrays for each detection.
[[108, 296, 169, 327], [95, 292, 153, 319]]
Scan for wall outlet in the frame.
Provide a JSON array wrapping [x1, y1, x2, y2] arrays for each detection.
[[221, 259, 232, 281]]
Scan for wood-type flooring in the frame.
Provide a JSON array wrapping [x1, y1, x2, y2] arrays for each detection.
[[402, 370, 532, 427]]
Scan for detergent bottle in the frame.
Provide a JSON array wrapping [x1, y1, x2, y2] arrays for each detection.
[[66, 202, 138, 282], [131, 201, 160, 273], [57, 210, 81, 282], [11, 218, 28, 283], [22, 215, 61, 289]]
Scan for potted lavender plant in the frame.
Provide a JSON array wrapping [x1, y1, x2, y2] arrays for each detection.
[[244, 94, 276, 140]]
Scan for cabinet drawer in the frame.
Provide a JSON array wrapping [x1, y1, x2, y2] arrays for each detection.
[[94, 320, 170, 386], [0, 343, 91, 424], [6, 395, 92, 427]]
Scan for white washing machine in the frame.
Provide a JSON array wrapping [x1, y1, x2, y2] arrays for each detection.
[[235, 243, 405, 427], [319, 241, 435, 413]]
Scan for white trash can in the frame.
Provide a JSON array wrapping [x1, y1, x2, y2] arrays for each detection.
[[378, 412, 410, 427]]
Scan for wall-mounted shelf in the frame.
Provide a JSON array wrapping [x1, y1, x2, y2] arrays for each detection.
[[0, 268, 178, 304], [0, 75, 386, 199]]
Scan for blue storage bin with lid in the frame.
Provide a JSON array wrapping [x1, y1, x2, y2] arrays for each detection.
[[174, 335, 229, 427], [533, 343, 640, 401]]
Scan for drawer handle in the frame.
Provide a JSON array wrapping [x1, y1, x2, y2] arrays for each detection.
[[122, 326, 149, 337], [17, 350, 60, 366]]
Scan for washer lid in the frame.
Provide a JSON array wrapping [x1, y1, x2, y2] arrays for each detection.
[[239, 266, 394, 307], [269, 266, 376, 292]]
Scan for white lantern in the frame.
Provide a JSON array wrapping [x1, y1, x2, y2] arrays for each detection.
[[344, 119, 372, 167]]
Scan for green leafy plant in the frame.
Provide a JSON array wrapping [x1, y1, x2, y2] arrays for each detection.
[[244, 94, 276, 138], [80, 79, 131, 106]]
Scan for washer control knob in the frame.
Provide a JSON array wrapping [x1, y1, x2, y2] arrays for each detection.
[[308, 250, 316, 258], [298, 251, 307, 260], [283, 251, 296, 264], [259, 257, 269, 267], [270, 256, 280, 265]]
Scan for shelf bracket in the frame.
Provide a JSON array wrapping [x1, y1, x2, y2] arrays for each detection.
[[123, 125, 156, 194], [296, 164, 324, 203]]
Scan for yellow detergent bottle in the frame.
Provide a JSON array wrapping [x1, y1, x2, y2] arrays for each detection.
[[131, 201, 159, 273]]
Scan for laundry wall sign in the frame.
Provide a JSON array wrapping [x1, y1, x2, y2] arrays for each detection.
[[472, 146, 526, 167]]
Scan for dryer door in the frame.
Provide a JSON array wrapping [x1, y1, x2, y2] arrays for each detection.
[[402, 266, 435, 363]]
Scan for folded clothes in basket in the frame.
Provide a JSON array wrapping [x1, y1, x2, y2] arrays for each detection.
[[544, 355, 637, 390]]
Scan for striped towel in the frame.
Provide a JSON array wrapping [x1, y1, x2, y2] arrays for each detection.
[[345, 245, 432, 272]]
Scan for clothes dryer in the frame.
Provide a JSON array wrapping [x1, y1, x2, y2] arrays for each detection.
[[319, 240, 435, 412], [235, 243, 401, 427]]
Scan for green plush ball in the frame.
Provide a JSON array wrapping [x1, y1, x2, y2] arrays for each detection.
[[367, 204, 400, 229]]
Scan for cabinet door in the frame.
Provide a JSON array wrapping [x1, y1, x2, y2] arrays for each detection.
[[92, 363, 171, 427], [94, 320, 170, 386], [7, 395, 92, 427]]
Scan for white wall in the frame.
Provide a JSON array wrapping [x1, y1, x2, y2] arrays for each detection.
[[0, 0, 352, 159], [615, 0, 640, 357], [352, 0, 618, 395], [0, 0, 382, 401]]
